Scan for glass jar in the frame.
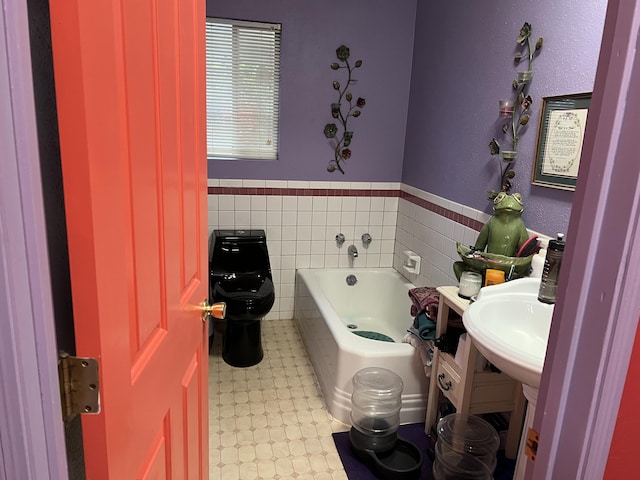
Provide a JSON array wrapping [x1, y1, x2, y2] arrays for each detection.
[[458, 271, 482, 299]]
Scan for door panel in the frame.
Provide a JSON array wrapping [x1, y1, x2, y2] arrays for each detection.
[[137, 423, 170, 479], [49, 0, 207, 478], [177, 0, 202, 290]]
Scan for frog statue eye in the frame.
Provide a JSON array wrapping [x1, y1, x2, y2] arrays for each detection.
[[512, 193, 523, 205], [493, 192, 506, 204]]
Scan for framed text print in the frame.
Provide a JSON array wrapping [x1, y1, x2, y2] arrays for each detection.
[[532, 92, 591, 191]]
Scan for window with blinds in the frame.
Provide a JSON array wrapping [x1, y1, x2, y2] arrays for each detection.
[[205, 18, 281, 161]]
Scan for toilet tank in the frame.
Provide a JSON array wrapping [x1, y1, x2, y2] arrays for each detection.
[[210, 229, 272, 277]]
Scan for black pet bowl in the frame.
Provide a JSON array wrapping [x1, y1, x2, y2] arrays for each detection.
[[351, 436, 423, 480]]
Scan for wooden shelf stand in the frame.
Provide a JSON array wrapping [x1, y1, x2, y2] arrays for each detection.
[[424, 286, 526, 459]]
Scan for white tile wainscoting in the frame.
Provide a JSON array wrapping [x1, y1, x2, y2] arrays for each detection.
[[207, 179, 545, 320]]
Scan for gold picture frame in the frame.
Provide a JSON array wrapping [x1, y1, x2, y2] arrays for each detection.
[[531, 92, 592, 191]]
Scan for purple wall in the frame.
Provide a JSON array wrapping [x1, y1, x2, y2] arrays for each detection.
[[207, 1, 608, 234], [205, 0, 417, 182], [402, 1, 608, 235]]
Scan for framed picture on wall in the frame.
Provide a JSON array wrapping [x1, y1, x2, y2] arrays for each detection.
[[531, 92, 592, 191]]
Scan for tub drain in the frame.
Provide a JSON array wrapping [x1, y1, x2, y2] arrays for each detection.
[[347, 324, 358, 329], [352, 331, 395, 343]]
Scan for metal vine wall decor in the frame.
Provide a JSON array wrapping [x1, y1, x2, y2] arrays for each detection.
[[323, 45, 365, 174], [487, 22, 543, 200]]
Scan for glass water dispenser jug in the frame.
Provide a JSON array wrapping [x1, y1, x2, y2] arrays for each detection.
[[349, 367, 404, 452]]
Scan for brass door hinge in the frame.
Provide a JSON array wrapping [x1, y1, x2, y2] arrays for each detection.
[[58, 352, 100, 420], [525, 427, 539, 462]]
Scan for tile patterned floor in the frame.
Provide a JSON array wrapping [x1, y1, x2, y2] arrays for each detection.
[[209, 318, 351, 479]]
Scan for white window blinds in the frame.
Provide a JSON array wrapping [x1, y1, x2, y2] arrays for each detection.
[[205, 18, 281, 161]]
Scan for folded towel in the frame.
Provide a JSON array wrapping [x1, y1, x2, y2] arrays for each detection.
[[403, 329, 435, 373], [413, 312, 437, 340], [408, 286, 439, 319]]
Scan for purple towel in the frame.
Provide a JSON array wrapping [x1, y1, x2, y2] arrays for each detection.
[[408, 286, 440, 319]]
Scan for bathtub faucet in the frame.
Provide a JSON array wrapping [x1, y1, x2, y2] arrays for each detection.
[[348, 245, 358, 258]]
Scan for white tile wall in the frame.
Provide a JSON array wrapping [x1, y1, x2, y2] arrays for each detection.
[[393, 192, 481, 288], [208, 180, 400, 320], [208, 179, 549, 320], [392, 184, 549, 288]]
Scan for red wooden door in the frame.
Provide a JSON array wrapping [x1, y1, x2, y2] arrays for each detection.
[[49, 0, 208, 478]]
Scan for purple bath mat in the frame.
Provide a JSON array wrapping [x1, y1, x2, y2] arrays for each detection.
[[332, 422, 516, 480]]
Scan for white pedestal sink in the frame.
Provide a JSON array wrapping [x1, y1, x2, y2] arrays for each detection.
[[462, 278, 553, 480]]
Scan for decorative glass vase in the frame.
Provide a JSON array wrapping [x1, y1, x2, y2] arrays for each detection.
[[498, 99, 514, 117], [517, 70, 533, 84], [502, 151, 517, 161]]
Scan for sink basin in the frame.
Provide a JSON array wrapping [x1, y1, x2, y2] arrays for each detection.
[[462, 278, 554, 388]]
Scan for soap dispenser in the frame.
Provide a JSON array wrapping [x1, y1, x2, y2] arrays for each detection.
[[538, 233, 565, 304]]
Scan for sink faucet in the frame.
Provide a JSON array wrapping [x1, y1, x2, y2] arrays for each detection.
[[348, 245, 358, 258]]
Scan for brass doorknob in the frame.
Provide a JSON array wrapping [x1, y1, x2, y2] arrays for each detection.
[[201, 300, 226, 322]]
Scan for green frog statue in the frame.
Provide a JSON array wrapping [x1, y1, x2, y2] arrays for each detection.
[[453, 193, 537, 281], [475, 192, 529, 256]]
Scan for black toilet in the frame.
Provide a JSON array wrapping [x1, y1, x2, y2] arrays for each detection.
[[209, 229, 275, 367]]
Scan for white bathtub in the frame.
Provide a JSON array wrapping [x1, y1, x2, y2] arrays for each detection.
[[294, 268, 430, 425]]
